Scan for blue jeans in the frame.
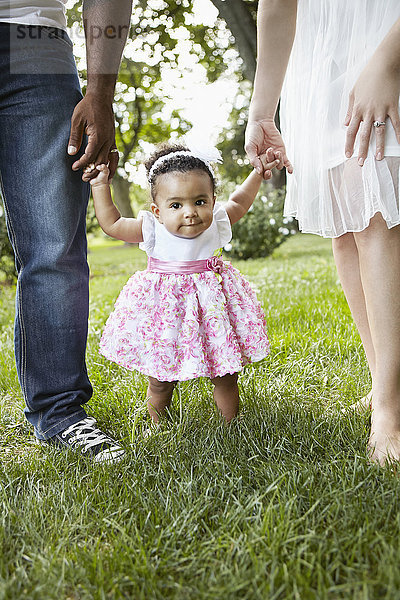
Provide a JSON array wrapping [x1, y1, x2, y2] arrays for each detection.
[[0, 24, 92, 439]]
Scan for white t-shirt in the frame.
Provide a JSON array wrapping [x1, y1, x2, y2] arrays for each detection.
[[0, 1, 68, 30]]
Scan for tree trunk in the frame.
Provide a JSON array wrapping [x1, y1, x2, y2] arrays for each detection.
[[211, 0, 257, 81], [212, 0, 286, 188], [111, 174, 134, 218]]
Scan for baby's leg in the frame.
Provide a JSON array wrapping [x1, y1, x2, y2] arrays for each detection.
[[147, 377, 176, 423], [211, 373, 239, 422]]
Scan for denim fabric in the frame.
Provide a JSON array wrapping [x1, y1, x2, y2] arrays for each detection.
[[0, 23, 92, 439]]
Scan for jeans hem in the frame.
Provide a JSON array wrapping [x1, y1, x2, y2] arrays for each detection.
[[35, 409, 88, 440]]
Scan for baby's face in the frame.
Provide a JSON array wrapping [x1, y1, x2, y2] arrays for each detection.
[[151, 170, 215, 239]]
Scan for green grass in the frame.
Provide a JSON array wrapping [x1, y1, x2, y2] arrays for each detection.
[[1, 234, 399, 600]]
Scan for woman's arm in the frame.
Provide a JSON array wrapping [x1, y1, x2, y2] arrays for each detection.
[[245, 0, 297, 175], [344, 17, 400, 165], [225, 150, 279, 225], [250, 0, 297, 121], [90, 165, 143, 243]]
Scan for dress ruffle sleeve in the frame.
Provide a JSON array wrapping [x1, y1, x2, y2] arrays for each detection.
[[138, 210, 155, 254], [214, 202, 232, 247]]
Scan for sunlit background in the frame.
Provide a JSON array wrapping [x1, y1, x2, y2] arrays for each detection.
[[66, 0, 240, 146]]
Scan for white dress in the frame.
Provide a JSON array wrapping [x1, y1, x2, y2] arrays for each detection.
[[99, 204, 270, 382], [281, 0, 400, 238]]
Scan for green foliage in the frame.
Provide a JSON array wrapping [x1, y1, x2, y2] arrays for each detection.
[[67, 0, 235, 164], [227, 186, 297, 260], [66, 0, 240, 216], [0, 208, 16, 283]]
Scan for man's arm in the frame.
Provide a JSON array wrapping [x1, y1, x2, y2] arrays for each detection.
[[68, 0, 133, 179]]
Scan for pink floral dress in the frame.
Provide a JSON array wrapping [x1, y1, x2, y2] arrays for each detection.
[[99, 203, 269, 381]]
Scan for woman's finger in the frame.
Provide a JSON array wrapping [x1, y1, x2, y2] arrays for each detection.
[[388, 107, 400, 144], [282, 155, 293, 174], [358, 118, 373, 165], [373, 118, 387, 160], [266, 147, 275, 163], [345, 113, 362, 158], [344, 93, 354, 127]]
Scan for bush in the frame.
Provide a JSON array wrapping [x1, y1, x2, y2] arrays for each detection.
[[226, 187, 297, 260]]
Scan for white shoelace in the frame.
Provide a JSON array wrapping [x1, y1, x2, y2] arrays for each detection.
[[61, 417, 121, 454]]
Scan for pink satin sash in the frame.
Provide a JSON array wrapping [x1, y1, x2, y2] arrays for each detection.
[[147, 256, 224, 275]]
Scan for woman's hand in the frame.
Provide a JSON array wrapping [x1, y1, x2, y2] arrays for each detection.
[[344, 58, 400, 165], [245, 118, 293, 178]]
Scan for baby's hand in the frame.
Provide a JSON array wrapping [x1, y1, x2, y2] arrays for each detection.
[[84, 163, 110, 187], [256, 148, 282, 180]]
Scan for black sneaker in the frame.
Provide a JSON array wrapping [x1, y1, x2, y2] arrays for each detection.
[[39, 417, 125, 463]]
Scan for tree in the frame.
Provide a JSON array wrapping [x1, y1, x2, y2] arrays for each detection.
[[210, 0, 285, 189], [67, 0, 235, 217], [210, 0, 257, 81]]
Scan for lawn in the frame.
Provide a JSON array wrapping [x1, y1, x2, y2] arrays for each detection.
[[0, 233, 399, 600]]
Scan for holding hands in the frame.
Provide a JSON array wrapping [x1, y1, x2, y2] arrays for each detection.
[[245, 118, 293, 179], [84, 162, 111, 186], [67, 94, 120, 182]]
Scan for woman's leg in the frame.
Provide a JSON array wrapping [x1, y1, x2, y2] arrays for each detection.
[[332, 232, 375, 409], [332, 232, 376, 376], [211, 373, 239, 422], [147, 377, 176, 423], [352, 214, 400, 463]]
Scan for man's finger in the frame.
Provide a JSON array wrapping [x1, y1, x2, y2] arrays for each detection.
[[108, 150, 119, 180], [71, 136, 102, 171], [68, 114, 85, 156]]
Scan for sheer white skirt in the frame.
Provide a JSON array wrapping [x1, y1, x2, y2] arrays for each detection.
[[281, 0, 400, 238]]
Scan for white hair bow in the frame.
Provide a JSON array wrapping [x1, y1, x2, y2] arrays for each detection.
[[184, 130, 223, 164], [148, 132, 223, 182]]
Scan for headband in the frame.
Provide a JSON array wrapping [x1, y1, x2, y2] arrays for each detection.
[[147, 143, 223, 183]]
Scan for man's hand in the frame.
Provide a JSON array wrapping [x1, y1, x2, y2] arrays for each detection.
[[67, 92, 119, 181]]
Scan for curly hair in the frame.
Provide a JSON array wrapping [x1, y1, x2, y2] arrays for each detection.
[[145, 142, 217, 199]]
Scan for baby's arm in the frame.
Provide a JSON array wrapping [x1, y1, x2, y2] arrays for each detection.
[[89, 165, 143, 243], [224, 148, 279, 225]]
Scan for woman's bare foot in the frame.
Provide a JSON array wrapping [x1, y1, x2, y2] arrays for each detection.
[[342, 390, 372, 414], [368, 407, 400, 465]]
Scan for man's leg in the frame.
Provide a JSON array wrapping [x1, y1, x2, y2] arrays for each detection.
[[0, 24, 92, 439]]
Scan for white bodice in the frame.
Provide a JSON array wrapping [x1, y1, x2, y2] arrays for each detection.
[[138, 202, 232, 261]]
